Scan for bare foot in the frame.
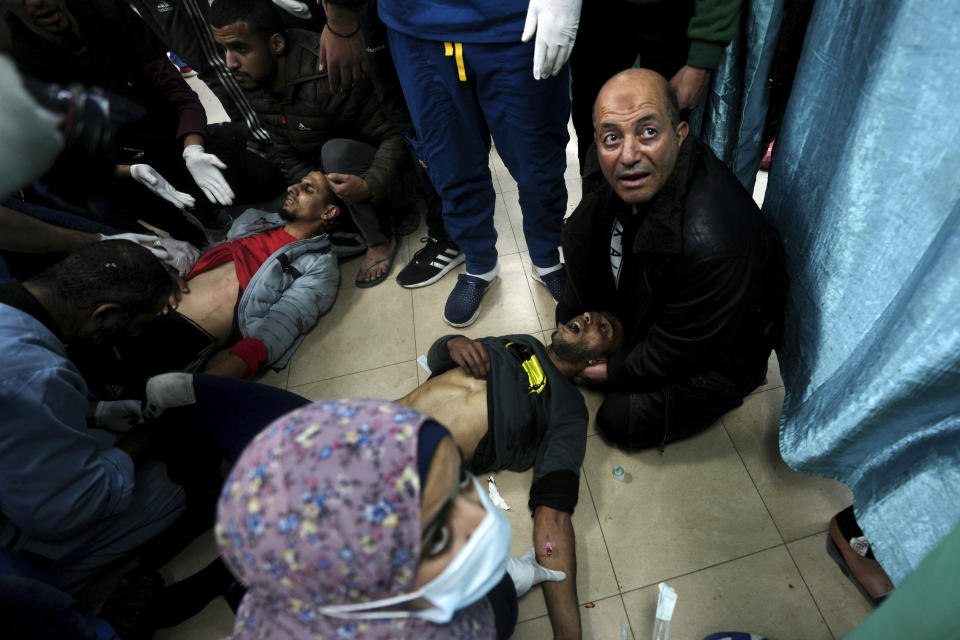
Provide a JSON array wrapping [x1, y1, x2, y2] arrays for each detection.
[[356, 236, 397, 287]]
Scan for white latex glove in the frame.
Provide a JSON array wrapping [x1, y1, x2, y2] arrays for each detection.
[[182, 144, 235, 206], [144, 372, 197, 420], [506, 547, 567, 596], [129, 163, 196, 210], [521, 0, 582, 80], [272, 0, 312, 19], [93, 399, 143, 432], [101, 232, 201, 277]]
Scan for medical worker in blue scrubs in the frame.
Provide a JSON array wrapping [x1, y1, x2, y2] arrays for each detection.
[[378, 0, 582, 330]]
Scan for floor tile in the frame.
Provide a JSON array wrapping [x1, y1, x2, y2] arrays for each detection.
[[493, 190, 520, 256], [159, 528, 219, 584], [566, 177, 583, 216], [154, 597, 235, 640], [487, 467, 619, 622], [622, 546, 832, 640], [787, 533, 875, 638], [519, 250, 560, 332], [250, 363, 289, 390], [723, 387, 852, 542], [502, 177, 581, 257], [290, 360, 420, 403], [286, 260, 416, 386], [492, 152, 518, 193], [564, 134, 581, 181], [749, 350, 784, 395], [185, 76, 228, 125], [502, 189, 526, 254], [489, 150, 503, 194], [753, 170, 769, 207], [513, 594, 634, 640], [399, 216, 429, 265], [580, 388, 605, 437], [582, 427, 782, 591], [411, 253, 542, 354]]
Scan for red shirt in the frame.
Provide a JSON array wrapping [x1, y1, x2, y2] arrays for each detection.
[[187, 227, 297, 376], [188, 227, 296, 288]]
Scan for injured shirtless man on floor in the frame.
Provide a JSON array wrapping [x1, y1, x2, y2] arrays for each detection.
[[398, 312, 623, 639], [72, 171, 362, 398]]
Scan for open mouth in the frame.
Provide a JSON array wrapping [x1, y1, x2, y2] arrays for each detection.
[[564, 317, 583, 335], [618, 171, 651, 187], [31, 7, 62, 25]]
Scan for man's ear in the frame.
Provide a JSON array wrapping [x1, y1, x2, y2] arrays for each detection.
[[321, 203, 340, 221], [269, 32, 286, 56], [90, 302, 122, 322], [676, 121, 690, 147]]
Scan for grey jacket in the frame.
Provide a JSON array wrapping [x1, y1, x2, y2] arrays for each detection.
[[222, 208, 364, 370]]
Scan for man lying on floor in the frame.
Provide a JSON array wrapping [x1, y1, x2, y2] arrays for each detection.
[[396, 312, 624, 639], [73, 170, 362, 398], [131, 313, 620, 633]]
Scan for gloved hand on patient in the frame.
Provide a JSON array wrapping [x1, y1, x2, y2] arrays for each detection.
[[507, 546, 567, 596]]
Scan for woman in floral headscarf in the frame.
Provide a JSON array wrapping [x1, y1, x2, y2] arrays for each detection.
[[216, 399, 547, 639]]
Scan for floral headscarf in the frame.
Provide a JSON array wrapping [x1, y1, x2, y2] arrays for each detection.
[[216, 399, 496, 639]]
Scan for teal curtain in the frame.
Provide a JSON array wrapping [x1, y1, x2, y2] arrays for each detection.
[[766, 0, 960, 584], [698, 0, 783, 190]]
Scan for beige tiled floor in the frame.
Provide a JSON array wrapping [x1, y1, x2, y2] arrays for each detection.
[[159, 83, 872, 639]]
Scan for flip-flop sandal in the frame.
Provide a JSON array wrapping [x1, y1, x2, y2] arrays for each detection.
[[356, 240, 399, 289]]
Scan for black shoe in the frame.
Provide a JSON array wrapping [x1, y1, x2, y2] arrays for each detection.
[[396, 237, 465, 288]]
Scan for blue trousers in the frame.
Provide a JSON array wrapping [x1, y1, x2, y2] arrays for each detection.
[[387, 30, 570, 273]]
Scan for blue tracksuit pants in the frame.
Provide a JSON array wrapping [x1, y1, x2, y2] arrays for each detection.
[[386, 30, 570, 273]]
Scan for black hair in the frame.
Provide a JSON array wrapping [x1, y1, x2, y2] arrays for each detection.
[[209, 0, 286, 40], [30, 240, 175, 316]]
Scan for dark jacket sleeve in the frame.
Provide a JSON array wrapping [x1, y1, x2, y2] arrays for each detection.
[[528, 390, 587, 514], [361, 109, 410, 203], [426, 334, 462, 376], [350, 90, 408, 204], [139, 56, 207, 141], [606, 253, 755, 388], [686, 0, 743, 69]]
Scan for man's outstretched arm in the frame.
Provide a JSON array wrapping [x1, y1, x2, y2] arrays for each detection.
[[533, 505, 581, 639]]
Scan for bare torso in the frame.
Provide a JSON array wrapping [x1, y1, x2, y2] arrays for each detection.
[[175, 261, 240, 344], [398, 367, 490, 462]]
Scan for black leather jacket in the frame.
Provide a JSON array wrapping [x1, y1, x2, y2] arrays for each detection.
[[558, 137, 785, 392]]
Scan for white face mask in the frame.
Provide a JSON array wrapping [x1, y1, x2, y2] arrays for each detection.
[[317, 474, 511, 623]]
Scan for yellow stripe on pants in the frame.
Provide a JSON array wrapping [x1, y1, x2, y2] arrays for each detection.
[[443, 41, 467, 82]]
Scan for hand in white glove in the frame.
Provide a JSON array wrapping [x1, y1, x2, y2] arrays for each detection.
[[93, 399, 143, 432], [182, 144, 235, 206], [272, 0, 311, 19], [129, 163, 196, 210], [506, 547, 567, 596], [100, 232, 201, 277], [144, 372, 197, 420], [521, 0, 582, 80]]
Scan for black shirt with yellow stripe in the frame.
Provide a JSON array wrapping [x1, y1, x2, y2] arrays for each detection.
[[427, 334, 588, 514]]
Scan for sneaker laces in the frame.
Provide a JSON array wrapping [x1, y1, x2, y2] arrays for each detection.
[[411, 236, 439, 261]]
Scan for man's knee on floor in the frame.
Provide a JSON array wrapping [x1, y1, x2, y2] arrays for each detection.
[[320, 138, 377, 174], [596, 393, 666, 450], [595, 396, 633, 447]]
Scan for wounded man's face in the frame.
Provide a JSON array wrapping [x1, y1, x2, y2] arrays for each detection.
[[551, 311, 623, 364]]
